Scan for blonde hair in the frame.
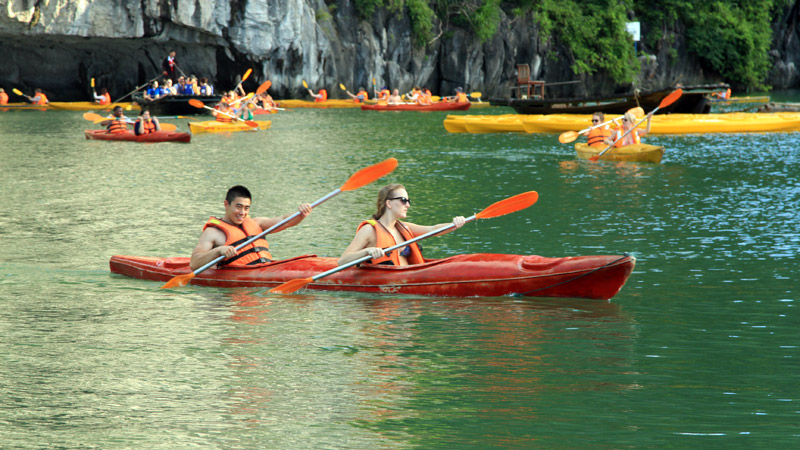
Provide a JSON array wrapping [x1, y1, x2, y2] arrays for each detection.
[[373, 184, 405, 220], [623, 112, 637, 125]]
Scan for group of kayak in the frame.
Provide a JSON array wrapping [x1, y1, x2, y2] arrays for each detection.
[[306, 83, 473, 106]]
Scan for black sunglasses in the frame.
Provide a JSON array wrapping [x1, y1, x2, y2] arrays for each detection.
[[388, 197, 411, 205]]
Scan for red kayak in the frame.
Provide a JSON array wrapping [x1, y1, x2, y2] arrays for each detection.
[[84, 129, 191, 143], [361, 102, 471, 112], [109, 253, 635, 299]]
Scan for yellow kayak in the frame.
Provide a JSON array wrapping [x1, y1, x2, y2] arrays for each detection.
[[523, 113, 800, 134], [188, 120, 271, 133], [48, 101, 140, 111], [575, 143, 665, 164], [443, 114, 523, 133]]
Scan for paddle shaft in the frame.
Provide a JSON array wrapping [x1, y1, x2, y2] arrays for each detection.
[[194, 102, 250, 123], [306, 215, 478, 283], [593, 109, 656, 159], [191, 189, 345, 277], [108, 74, 161, 107]]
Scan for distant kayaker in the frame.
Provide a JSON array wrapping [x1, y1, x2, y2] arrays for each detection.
[[0, 88, 8, 104], [446, 87, 469, 103], [99, 106, 128, 134], [213, 102, 233, 122], [25, 88, 49, 105], [236, 102, 254, 121], [338, 184, 465, 267], [133, 109, 161, 135], [346, 87, 369, 103], [93, 88, 111, 105], [189, 185, 312, 270], [256, 92, 276, 110], [387, 89, 403, 104], [584, 112, 613, 148], [376, 86, 390, 102], [605, 111, 650, 147], [308, 87, 328, 102]]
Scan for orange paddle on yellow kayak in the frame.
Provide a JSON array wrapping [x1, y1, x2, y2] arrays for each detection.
[[188, 98, 258, 127], [256, 80, 271, 95], [589, 89, 682, 162], [558, 107, 645, 144], [160, 158, 400, 289], [269, 190, 540, 295]]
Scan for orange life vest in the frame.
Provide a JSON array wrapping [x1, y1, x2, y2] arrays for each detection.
[[353, 90, 369, 103], [203, 216, 273, 266], [107, 118, 128, 134], [587, 125, 612, 147], [356, 219, 424, 266], [136, 119, 156, 134], [315, 89, 328, 102], [215, 109, 232, 122], [99, 93, 111, 105], [33, 93, 48, 105], [0, 92, 8, 104], [455, 92, 469, 103], [611, 128, 641, 147], [378, 89, 390, 101]]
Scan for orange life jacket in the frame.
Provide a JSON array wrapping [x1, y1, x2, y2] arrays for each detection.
[[611, 128, 641, 147], [455, 92, 468, 103], [315, 89, 328, 102], [0, 92, 8, 104], [203, 216, 273, 266], [356, 219, 424, 266], [99, 93, 111, 105], [587, 125, 612, 147], [107, 118, 128, 134], [353, 90, 369, 103], [378, 89, 390, 101], [416, 93, 432, 105], [215, 109, 232, 122], [33, 93, 48, 105], [136, 119, 156, 134]]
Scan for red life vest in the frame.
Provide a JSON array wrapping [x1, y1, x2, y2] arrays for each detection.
[[203, 216, 273, 266], [136, 119, 156, 134], [107, 118, 128, 134], [0, 92, 8, 104], [356, 219, 424, 266], [315, 89, 328, 102], [587, 125, 612, 147]]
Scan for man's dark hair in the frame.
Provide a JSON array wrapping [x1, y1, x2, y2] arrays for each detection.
[[226, 185, 252, 204]]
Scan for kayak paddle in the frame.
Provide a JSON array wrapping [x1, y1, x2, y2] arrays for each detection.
[[234, 68, 253, 94], [589, 89, 682, 162], [339, 83, 347, 91], [106, 74, 161, 109], [302, 80, 308, 89], [256, 80, 271, 95], [188, 98, 258, 127], [469, 91, 482, 102], [558, 107, 645, 144], [269, 190, 539, 294], [160, 157, 399, 289]]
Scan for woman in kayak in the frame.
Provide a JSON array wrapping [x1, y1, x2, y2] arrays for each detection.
[[133, 109, 161, 135], [338, 184, 466, 266], [605, 111, 651, 147]]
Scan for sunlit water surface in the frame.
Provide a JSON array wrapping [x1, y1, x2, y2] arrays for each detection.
[[0, 106, 798, 449]]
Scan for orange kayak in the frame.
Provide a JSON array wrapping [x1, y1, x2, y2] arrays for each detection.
[[84, 129, 191, 143]]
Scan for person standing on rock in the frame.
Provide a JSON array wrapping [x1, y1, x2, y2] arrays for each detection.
[[162, 50, 180, 82]]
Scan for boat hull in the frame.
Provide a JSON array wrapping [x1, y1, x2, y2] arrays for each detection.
[[188, 120, 271, 133], [49, 101, 139, 111], [575, 143, 664, 163], [520, 113, 800, 134], [84, 129, 191, 143], [361, 102, 471, 111], [109, 253, 636, 300]]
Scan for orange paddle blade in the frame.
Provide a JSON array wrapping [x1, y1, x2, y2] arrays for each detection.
[[558, 130, 579, 144], [257, 81, 271, 94], [160, 272, 195, 289], [476, 191, 539, 219], [159, 123, 178, 132], [660, 89, 683, 108], [269, 277, 313, 294], [83, 112, 104, 122], [629, 106, 645, 117], [242, 68, 253, 82], [340, 157, 398, 191], [188, 99, 206, 109]]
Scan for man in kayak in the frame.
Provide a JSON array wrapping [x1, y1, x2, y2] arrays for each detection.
[[213, 101, 234, 122], [190, 185, 313, 270], [93, 87, 111, 105], [387, 89, 403, 104], [338, 184, 465, 266], [584, 112, 614, 148], [308, 86, 328, 102], [25, 88, 49, 105], [346, 87, 369, 103], [99, 106, 128, 134], [133, 109, 161, 135], [0, 88, 8, 104]]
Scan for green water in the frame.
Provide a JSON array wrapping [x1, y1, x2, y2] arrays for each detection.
[[0, 107, 798, 449]]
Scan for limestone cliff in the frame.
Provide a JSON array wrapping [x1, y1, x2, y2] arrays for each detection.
[[0, 0, 797, 101]]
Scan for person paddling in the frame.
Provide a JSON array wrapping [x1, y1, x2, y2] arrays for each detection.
[[346, 87, 369, 103], [447, 87, 469, 103], [605, 111, 651, 147], [25, 88, 49, 105], [584, 112, 614, 148], [0, 88, 8, 105], [99, 106, 128, 134], [338, 184, 465, 266], [376, 86, 390, 102], [93, 87, 111, 105], [307, 86, 328, 102], [190, 185, 312, 271], [387, 89, 403, 105], [133, 109, 161, 135]]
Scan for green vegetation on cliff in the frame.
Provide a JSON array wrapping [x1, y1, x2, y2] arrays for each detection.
[[353, 0, 790, 89]]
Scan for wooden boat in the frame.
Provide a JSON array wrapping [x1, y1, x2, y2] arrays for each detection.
[[48, 101, 139, 111], [84, 129, 191, 143], [490, 84, 725, 115], [135, 94, 222, 116], [707, 95, 769, 105], [361, 102, 471, 111], [574, 143, 664, 163], [109, 253, 636, 300], [188, 120, 271, 133], [521, 112, 800, 134]]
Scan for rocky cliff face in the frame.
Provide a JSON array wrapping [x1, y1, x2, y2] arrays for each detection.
[[0, 0, 797, 101]]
